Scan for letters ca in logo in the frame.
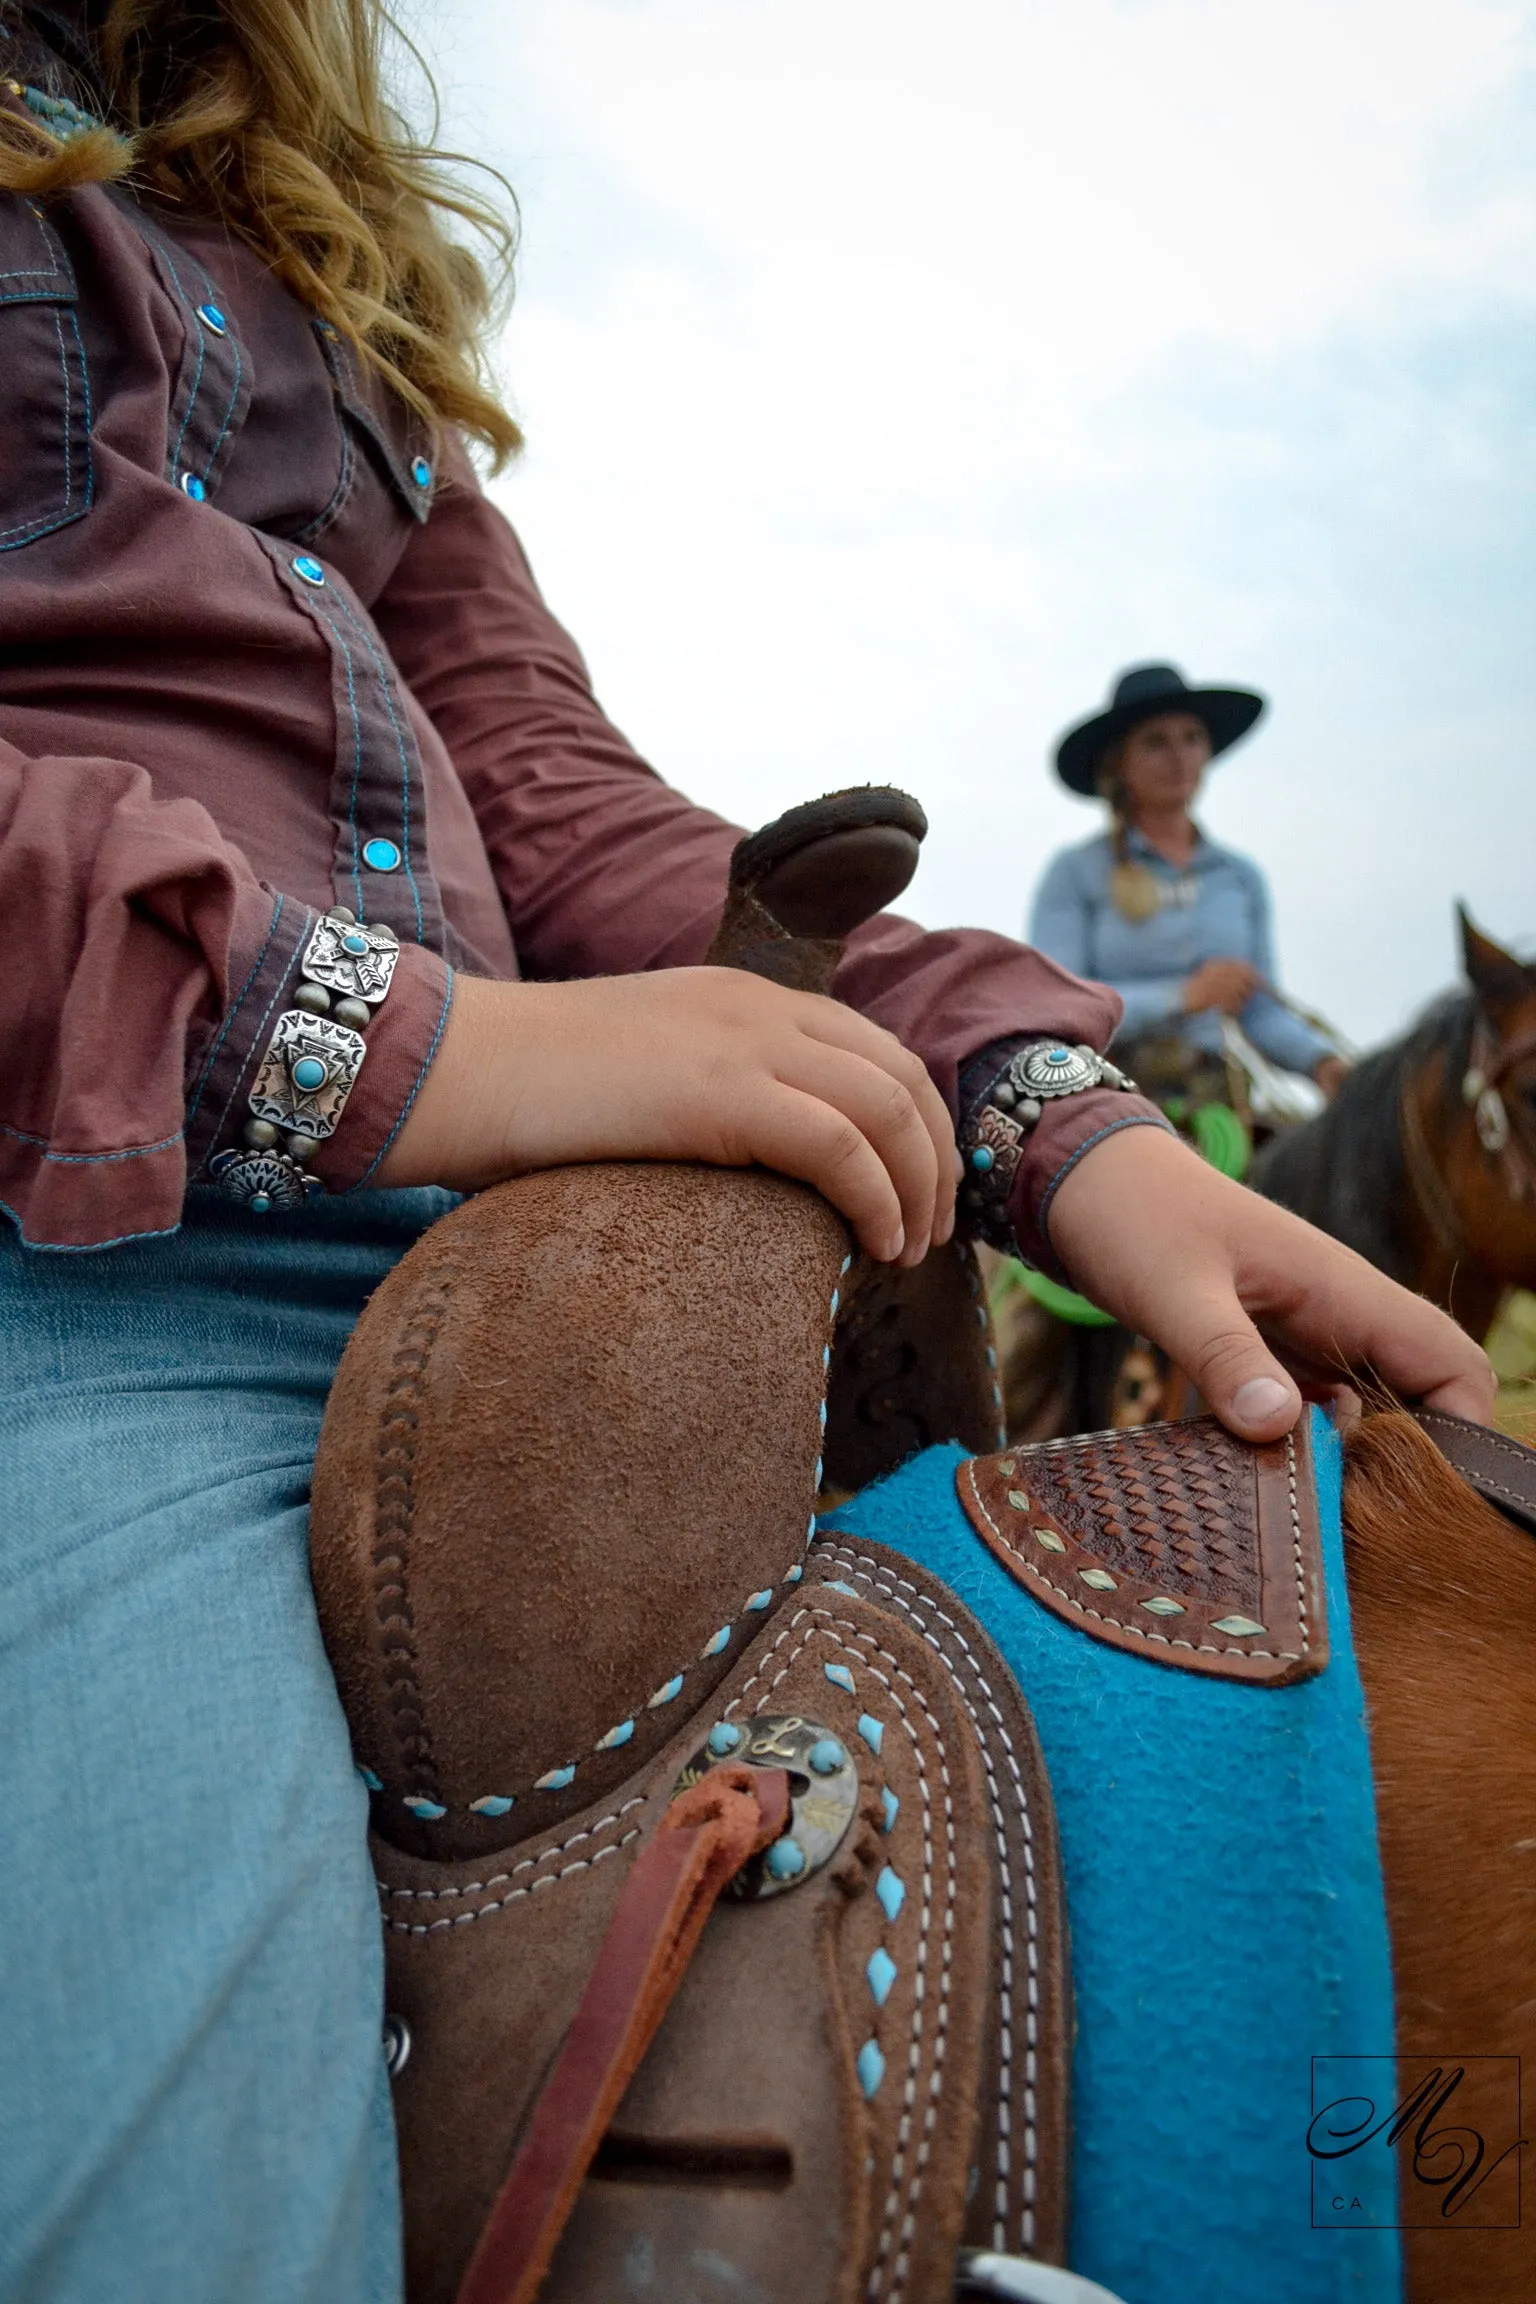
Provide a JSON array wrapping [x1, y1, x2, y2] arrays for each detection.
[[1308, 2056, 1526, 2230]]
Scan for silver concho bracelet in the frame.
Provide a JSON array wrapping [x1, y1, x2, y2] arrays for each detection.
[[209, 907, 401, 1213], [959, 1039, 1139, 1245]]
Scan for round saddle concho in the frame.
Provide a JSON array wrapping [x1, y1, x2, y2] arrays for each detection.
[[674, 1714, 859, 1899]]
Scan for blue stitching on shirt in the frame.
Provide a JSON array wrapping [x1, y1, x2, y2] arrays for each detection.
[[326, 589, 427, 942], [0, 1120, 184, 1163], [199, 329, 243, 480], [0, 306, 93, 545], [196, 906, 317, 1173], [285, 579, 369, 919], [325, 610, 367, 917], [351, 966, 454, 1190], [133, 222, 247, 492], [1036, 1112, 1174, 1247], [184, 890, 285, 1126], [1, 1193, 183, 1253]]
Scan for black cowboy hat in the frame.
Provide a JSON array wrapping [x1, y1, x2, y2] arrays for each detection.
[[1053, 662, 1266, 796]]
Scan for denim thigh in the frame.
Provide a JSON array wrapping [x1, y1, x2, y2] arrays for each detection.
[[0, 1189, 456, 2304]]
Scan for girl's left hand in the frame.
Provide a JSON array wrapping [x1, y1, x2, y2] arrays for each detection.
[[1047, 1123, 1494, 1438]]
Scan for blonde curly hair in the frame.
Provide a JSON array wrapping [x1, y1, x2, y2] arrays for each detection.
[[0, 0, 521, 466]]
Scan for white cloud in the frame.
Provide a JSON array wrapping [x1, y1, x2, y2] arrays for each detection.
[[408, 0, 1536, 1042]]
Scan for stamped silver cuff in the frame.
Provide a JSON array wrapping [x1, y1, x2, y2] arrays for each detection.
[[210, 905, 400, 1215], [958, 1040, 1138, 1248]]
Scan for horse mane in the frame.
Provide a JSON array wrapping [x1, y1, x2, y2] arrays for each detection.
[[1342, 1408, 1536, 2304], [1250, 991, 1476, 1276]]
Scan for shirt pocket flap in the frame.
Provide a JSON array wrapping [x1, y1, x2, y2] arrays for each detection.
[[312, 319, 434, 524], [0, 196, 92, 550], [0, 196, 77, 305]]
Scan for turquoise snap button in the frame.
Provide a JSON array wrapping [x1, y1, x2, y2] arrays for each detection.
[[180, 472, 206, 501], [363, 838, 401, 873], [341, 930, 369, 955], [291, 554, 326, 587], [411, 455, 432, 488], [292, 1056, 328, 1092], [970, 1145, 995, 1172], [196, 302, 227, 335]]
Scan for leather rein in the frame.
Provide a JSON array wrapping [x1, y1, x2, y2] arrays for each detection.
[[1398, 1010, 1536, 1261]]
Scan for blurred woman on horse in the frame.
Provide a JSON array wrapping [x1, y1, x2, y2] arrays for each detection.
[[1031, 663, 1348, 1118]]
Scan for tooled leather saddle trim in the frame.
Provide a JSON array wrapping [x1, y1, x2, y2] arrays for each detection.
[[957, 1415, 1329, 1686]]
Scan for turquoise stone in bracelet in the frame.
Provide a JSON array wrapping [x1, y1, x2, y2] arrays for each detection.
[[210, 905, 400, 1213]]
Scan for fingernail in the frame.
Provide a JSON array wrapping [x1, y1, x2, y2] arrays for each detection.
[[884, 1227, 905, 1263], [1232, 1376, 1294, 1428]]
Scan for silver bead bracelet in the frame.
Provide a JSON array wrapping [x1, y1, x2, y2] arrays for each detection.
[[958, 1039, 1139, 1247], [209, 907, 401, 1214]]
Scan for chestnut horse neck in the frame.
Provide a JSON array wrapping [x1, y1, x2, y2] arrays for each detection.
[[1397, 994, 1536, 1334], [1343, 1411, 1536, 2304]]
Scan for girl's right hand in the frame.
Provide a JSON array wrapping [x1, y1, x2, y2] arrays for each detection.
[[1181, 957, 1264, 1015], [374, 968, 961, 1268]]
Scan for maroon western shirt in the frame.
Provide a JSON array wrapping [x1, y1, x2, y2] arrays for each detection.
[[0, 121, 1159, 1255]]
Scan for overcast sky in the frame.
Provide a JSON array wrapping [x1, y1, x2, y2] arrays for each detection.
[[407, 0, 1535, 1048]]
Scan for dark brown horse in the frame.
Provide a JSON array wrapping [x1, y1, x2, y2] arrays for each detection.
[[1254, 910, 1536, 1340]]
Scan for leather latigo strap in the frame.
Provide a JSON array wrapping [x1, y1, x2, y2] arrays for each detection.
[[1413, 1408, 1536, 1537], [958, 1415, 1328, 1686], [378, 1558, 1071, 2304], [456, 1764, 790, 2304]]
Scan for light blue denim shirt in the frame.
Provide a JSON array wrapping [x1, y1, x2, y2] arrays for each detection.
[[1028, 827, 1331, 1076]]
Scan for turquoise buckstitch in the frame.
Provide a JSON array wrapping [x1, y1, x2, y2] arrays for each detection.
[[196, 906, 317, 1171], [352, 966, 454, 1189], [325, 589, 427, 942], [184, 891, 285, 1126], [0, 1120, 183, 1165], [1036, 1111, 1174, 1247]]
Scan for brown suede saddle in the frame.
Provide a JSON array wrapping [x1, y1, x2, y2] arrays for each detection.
[[306, 794, 1536, 2304]]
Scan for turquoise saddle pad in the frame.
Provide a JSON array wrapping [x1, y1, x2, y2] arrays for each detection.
[[824, 1408, 1402, 2303]]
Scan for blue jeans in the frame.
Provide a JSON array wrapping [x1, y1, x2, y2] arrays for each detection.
[[0, 1188, 458, 2304]]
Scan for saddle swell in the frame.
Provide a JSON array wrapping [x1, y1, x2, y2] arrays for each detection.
[[309, 1157, 1072, 2303]]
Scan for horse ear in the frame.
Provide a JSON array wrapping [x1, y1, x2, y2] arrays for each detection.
[[1458, 903, 1529, 1008]]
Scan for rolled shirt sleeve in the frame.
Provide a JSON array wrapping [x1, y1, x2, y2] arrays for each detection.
[[0, 738, 451, 1250]]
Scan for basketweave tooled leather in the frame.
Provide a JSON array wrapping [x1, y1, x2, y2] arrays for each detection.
[[372, 1547, 1070, 2304], [958, 1414, 1329, 1686]]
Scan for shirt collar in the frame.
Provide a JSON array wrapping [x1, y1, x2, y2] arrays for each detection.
[[1122, 824, 1214, 869]]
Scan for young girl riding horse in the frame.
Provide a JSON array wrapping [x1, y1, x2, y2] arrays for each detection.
[[0, 5, 1492, 2299]]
